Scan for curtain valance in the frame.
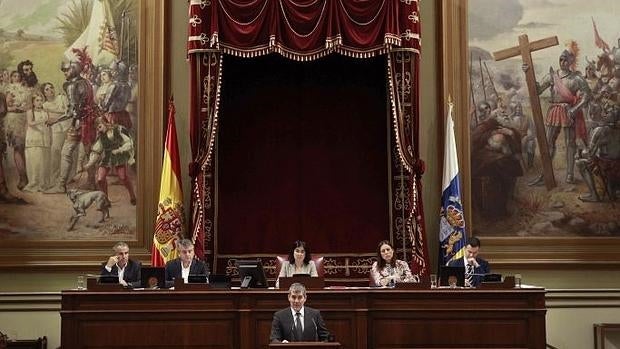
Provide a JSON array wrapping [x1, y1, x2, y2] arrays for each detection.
[[187, 0, 420, 60]]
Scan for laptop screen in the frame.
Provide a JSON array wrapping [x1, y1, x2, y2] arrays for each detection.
[[99, 275, 119, 284], [141, 267, 165, 289], [209, 274, 231, 289], [439, 266, 465, 287]]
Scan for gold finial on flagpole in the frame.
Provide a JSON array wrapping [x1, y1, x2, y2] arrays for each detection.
[[448, 94, 453, 106]]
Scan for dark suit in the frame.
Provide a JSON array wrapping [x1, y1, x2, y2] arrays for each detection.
[[448, 257, 490, 287], [164, 258, 208, 287], [270, 306, 330, 343], [100, 259, 141, 288]]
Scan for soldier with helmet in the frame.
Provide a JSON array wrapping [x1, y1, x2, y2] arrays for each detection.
[[524, 42, 592, 185], [576, 97, 620, 202], [45, 51, 97, 193], [102, 60, 132, 130]]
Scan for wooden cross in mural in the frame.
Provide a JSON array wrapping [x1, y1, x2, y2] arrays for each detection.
[[493, 34, 558, 190]]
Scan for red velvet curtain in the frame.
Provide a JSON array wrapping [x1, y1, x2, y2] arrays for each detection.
[[187, 0, 415, 58], [217, 55, 389, 254], [187, 0, 428, 278]]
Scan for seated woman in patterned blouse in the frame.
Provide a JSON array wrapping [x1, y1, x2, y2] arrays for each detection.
[[370, 240, 419, 287], [276, 240, 318, 288]]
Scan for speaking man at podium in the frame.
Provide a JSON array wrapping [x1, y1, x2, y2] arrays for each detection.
[[448, 236, 490, 287], [270, 283, 330, 343]]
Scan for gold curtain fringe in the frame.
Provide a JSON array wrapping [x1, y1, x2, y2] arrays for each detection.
[[189, 37, 416, 62], [201, 53, 224, 170], [386, 54, 413, 173], [384, 35, 401, 46]]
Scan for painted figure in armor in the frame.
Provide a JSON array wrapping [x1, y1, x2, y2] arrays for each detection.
[[576, 96, 620, 202], [45, 53, 97, 194], [102, 60, 132, 131], [526, 42, 592, 185]]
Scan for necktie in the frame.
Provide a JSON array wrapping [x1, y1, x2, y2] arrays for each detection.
[[295, 312, 303, 341], [465, 263, 474, 287]]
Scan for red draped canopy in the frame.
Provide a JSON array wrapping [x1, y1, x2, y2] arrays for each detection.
[[188, 0, 419, 59], [186, 0, 429, 279]]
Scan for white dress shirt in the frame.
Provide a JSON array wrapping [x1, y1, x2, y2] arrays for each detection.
[[105, 263, 126, 283], [181, 260, 192, 283]]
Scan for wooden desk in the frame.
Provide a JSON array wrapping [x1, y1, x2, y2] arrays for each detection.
[[61, 287, 546, 349], [269, 342, 341, 348]]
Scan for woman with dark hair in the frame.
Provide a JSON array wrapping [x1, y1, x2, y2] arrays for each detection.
[[276, 241, 318, 288], [370, 240, 419, 287]]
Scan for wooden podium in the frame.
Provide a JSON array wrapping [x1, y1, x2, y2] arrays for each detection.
[[269, 342, 340, 348], [61, 287, 546, 348]]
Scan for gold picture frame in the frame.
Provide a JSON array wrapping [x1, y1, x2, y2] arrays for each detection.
[[0, 0, 165, 269], [440, 0, 620, 267]]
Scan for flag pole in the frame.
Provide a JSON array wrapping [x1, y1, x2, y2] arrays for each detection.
[[152, 98, 185, 266], [439, 96, 467, 269]]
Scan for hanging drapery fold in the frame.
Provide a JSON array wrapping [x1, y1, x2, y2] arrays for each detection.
[[187, 0, 419, 60], [188, 52, 222, 261], [186, 0, 428, 276]]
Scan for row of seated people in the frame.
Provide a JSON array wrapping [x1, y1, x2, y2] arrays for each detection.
[[99, 237, 490, 289]]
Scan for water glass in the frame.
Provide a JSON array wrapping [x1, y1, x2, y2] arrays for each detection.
[[430, 274, 437, 288], [514, 274, 522, 288], [77, 275, 85, 290], [448, 276, 458, 288]]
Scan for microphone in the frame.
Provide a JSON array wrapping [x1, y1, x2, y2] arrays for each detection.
[[291, 323, 296, 341]]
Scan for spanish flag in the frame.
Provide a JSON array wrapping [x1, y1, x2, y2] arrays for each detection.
[[152, 99, 185, 267]]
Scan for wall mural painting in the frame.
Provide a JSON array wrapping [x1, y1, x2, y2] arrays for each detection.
[[469, 0, 620, 237], [0, 0, 139, 240]]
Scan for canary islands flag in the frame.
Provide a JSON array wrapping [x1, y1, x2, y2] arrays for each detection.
[[439, 101, 467, 266], [152, 99, 185, 267]]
